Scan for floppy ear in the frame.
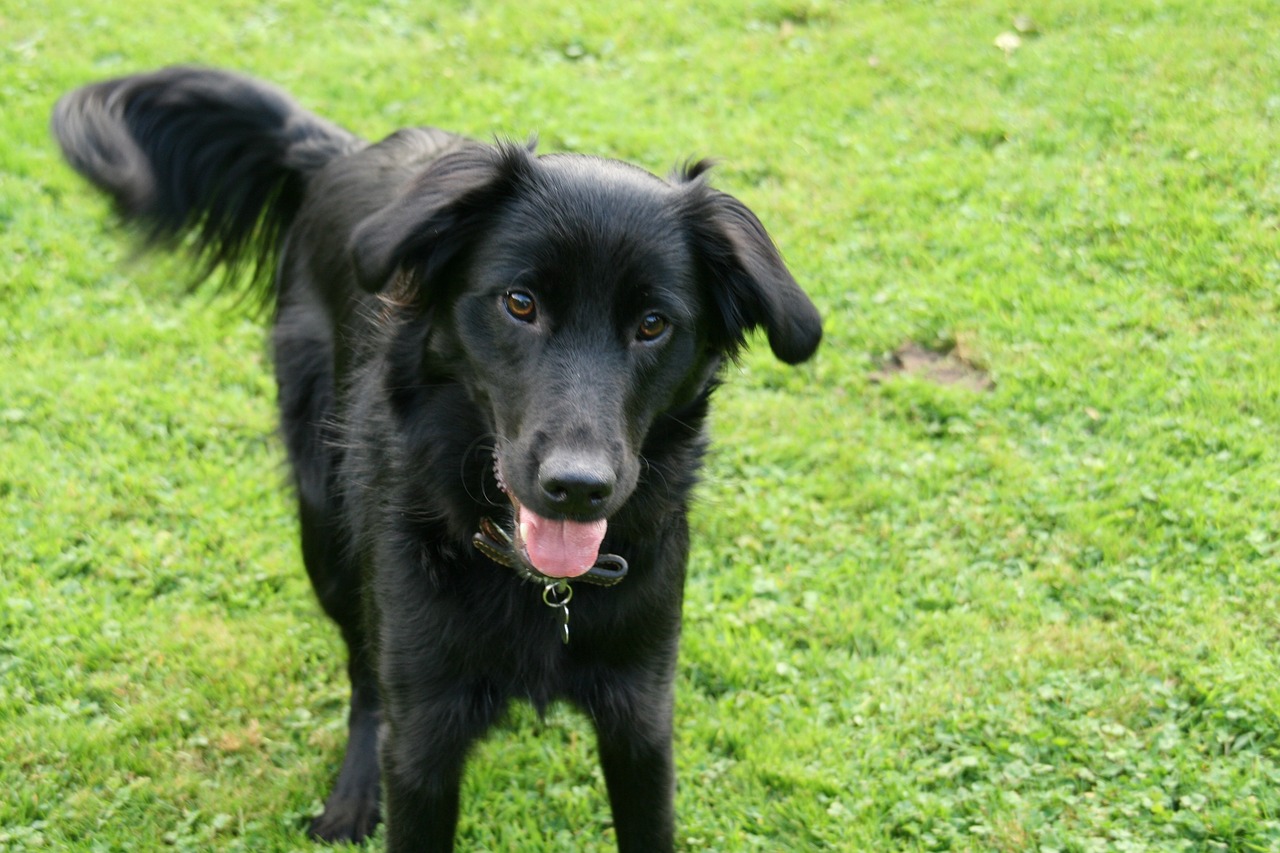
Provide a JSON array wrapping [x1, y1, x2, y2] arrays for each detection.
[[349, 141, 536, 292], [680, 175, 822, 364]]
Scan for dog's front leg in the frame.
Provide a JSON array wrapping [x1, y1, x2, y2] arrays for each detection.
[[590, 676, 678, 853], [380, 689, 495, 853]]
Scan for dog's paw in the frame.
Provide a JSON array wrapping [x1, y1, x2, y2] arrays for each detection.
[[308, 796, 381, 845]]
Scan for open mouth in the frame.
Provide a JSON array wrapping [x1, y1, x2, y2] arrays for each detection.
[[475, 453, 627, 586], [510, 492, 607, 579]]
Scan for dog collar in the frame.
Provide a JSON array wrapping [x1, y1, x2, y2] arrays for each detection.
[[472, 517, 629, 644]]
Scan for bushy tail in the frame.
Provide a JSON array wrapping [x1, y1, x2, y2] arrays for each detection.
[[51, 66, 363, 300]]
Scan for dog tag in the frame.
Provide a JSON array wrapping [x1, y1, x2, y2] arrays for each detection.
[[542, 583, 573, 645]]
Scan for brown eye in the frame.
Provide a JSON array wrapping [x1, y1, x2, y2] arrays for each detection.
[[504, 290, 537, 322], [636, 312, 668, 342]]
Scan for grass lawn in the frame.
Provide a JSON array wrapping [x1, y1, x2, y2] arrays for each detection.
[[3, 0, 1280, 850]]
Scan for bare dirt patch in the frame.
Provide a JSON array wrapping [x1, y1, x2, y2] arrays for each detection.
[[869, 341, 994, 392]]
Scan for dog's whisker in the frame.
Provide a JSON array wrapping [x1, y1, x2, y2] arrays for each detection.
[[460, 434, 507, 508]]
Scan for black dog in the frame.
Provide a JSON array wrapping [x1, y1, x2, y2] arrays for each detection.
[[53, 67, 821, 851]]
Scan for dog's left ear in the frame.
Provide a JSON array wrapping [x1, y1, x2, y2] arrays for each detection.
[[350, 140, 535, 292], [680, 176, 822, 364]]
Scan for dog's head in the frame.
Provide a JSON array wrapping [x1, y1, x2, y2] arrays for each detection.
[[349, 142, 820, 578]]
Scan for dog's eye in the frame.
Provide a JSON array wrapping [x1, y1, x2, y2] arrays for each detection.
[[636, 312, 669, 342], [504, 290, 537, 323]]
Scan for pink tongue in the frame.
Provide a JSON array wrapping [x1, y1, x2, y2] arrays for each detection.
[[518, 506, 607, 578]]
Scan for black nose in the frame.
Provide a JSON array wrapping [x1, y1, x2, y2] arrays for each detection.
[[539, 452, 615, 515]]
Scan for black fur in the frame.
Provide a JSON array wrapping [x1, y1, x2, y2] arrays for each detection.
[[52, 66, 821, 852]]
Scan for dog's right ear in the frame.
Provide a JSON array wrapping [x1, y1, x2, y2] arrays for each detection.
[[350, 141, 535, 292]]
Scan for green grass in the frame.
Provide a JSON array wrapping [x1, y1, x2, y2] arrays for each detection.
[[4, 0, 1280, 849]]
